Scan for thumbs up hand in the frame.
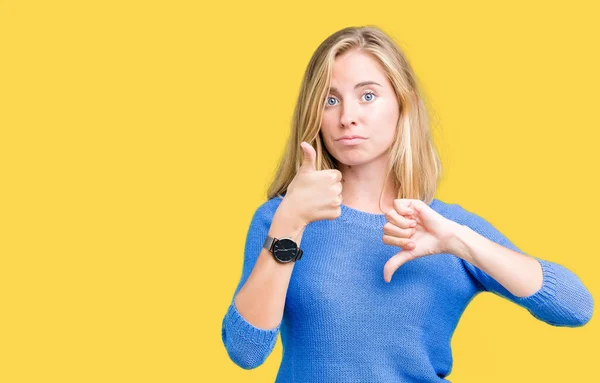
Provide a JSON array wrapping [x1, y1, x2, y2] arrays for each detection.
[[282, 142, 344, 227]]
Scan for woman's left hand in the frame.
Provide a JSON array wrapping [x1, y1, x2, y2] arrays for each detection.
[[382, 199, 460, 283]]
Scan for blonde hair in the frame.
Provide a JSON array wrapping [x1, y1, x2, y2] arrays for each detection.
[[266, 25, 442, 211]]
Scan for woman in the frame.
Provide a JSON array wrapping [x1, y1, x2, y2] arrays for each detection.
[[221, 25, 594, 382]]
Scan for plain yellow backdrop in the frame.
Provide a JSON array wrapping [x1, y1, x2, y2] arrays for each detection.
[[1, 0, 598, 382]]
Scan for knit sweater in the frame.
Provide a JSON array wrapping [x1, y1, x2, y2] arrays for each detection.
[[221, 196, 594, 382]]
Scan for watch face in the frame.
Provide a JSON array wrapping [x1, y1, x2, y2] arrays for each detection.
[[272, 238, 298, 263]]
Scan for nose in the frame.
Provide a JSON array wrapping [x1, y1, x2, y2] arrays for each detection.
[[340, 99, 358, 128]]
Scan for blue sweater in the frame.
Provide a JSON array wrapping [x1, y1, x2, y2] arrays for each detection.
[[221, 196, 594, 382]]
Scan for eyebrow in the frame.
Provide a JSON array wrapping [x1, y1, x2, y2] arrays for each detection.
[[328, 81, 383, 94]]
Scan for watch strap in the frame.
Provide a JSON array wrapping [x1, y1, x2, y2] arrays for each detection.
[[263, 235, 276, 252]]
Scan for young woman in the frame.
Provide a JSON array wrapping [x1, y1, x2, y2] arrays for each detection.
[[221, 25, 594, 382]]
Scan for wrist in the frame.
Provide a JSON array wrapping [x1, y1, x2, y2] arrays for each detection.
[[277, 199, 308, 230], [271, 201, 306, 241], [445, 222, 479, 266]]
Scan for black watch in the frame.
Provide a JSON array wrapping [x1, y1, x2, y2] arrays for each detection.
[[263, 235, 303, 263]]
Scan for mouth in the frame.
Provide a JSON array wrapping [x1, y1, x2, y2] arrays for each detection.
[[336, 135, 366, 141], [338, 137, 367, 146]]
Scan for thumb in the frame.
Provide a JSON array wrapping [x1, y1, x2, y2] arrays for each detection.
[[383, 251, 414, 283], [300, 142, 317, 172]]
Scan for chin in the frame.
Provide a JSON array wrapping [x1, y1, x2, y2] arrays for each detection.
[[333, 146, 388, 168], [334, 154, 372, 167]]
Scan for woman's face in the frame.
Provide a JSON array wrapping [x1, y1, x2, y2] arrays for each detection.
[[320, 49, 400, 167]]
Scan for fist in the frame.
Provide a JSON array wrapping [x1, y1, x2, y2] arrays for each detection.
[[284, 141, 343, 226]]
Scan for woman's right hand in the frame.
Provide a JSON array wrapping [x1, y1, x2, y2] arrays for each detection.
[[281, 141, 343, 227]]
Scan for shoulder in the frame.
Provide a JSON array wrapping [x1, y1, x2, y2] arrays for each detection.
[[258, 195, 285, 215], [433, 198, 514, 246], [249, 195, 285, 227], [431, 198, 489, 228]]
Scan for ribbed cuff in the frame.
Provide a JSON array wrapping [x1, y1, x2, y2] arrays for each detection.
[[224, 300, 280, 346], [512, 258, 594, 326]]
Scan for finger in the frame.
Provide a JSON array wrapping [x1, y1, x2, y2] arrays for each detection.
[[407, 198, 426, 212], [333, 181, 343, 196], [385, 208, 417, 229], [326, 169, 343, 184], [300, 142, 317, 172], [383, 222, 416, 238], [383, 251, 414, 282], [382, 234, 415, 249], [393, 199, 415, 216]]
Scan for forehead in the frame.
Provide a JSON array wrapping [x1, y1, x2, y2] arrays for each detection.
[[331, 50, 387, 84]]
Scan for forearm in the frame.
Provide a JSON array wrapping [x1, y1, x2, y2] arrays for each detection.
[[447, 222, 544, 298], [234, 203, 306, 329]]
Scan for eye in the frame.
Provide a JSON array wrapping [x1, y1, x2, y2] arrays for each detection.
[[362, 91, 377, 102], [325, 91, 377, 107]]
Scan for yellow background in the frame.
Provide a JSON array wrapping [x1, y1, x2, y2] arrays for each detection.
[[1, 0, 598, 381]]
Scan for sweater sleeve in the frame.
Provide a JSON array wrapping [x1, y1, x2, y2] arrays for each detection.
[[221, 200, 281, 369], [458, 211, 594, 327]]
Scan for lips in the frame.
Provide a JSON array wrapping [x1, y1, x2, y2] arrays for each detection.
[[338, 137, 367, 146], [337, 135, 366, 141]]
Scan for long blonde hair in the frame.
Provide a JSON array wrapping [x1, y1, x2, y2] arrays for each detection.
[[266, 25, 442, 211]]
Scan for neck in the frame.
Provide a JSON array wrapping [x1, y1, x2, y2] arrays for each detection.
[[338, 156, 397, 214]]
